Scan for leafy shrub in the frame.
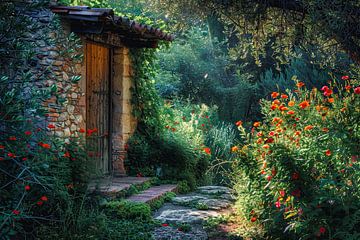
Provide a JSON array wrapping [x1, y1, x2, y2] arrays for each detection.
[[232, 75, 360, 239], [126, 100, 215, 189], [105, 200, 152, 221]]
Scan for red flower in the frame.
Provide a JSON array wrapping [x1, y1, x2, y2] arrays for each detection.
[[287, 110, 295, 115], [87, 128, 98, 136], [40, 196, 48, 201], [37, 201, 43, 206], [265, 138, 274, 144], [325, 149, 331, 156], [299, 101, 310, 109], [63, 151, 70, 158], [47, 124, 55, 129], [354, 87, 360, 94], [235, 120, 243, 126], [0, 145, 4, 149], [161, 223, 169, 227], [9, 136, 17, 141], [279, 190, 285, 197], [323, 89, 333, 97], [12, 210, 20, 215], [25, 185, 31, 191], [7, 152, 15, 158], [321, 86, 329, 92], [345, 85, 352, 91], [22, 157, 27, 161], [250, 216, 257, 222], [281, 94, 288, 99], [271, 92, 279, 98], [341, 75, 349, 80], [275, 201, 281, 208], [79, 128, 85, 133], [24, 131, 32, 135], [267, 175, 272, 181], [319, 227, 326, 234], [291, 172, 300, 180], [204, 147, 211, 155]]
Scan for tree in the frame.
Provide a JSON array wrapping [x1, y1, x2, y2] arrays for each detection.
[[149, 0, 360, 65]]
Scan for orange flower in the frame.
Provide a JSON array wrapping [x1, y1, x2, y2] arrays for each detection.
[[273, 117, 281, 123], [345, 85, 352, 91], [271, 92, 280, 98], [204, 147, 211, 155], [257, 132, 263, 137], [304, 125, 314, 131], [235, 120, 243, 126], [281, 94, 288, 99], [253, 122, 261, 127], [263, 144, 270, 149], [322, 128, 329, 132], [272, 99, 281, 105], [287, 110, 295, 115], [294, 131, 301, 136], [231, 146, 239, 152], [296, 82, 305, 88], [256, 138, 263, 144], [299, 101, 310, 109], [39, 142, 51, 149], [325, 149, 331, 156], [279, 106, 288, 111], [328, 98, 334, 103], [288, 101, 295, 107]]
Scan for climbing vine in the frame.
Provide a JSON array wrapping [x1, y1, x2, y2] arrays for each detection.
[[130, 48, 164, 136]]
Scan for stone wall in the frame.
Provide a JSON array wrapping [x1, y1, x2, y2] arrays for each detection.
[[22, 6, 85, 141]]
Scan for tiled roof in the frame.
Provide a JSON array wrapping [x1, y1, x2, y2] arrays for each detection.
[[51, 6, 174, 42]]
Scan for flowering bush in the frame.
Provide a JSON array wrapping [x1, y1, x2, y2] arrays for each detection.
[[0, 75, 95, 238], [232, 76, 360, 239]]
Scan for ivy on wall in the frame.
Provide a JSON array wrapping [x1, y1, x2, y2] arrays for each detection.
[[130, 48, 164, 136]]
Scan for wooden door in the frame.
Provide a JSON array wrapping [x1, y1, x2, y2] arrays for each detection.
[[86, 43, 111, 174]]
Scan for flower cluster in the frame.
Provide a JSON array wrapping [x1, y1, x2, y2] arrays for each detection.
[[233, 76, 360, 238]]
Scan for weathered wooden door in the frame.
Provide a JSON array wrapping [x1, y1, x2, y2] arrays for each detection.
[[86, 43, 111, 174]]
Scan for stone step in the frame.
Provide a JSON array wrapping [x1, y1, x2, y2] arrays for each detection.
[[88, 176, 152, 198], [126, 184, 178, 203]]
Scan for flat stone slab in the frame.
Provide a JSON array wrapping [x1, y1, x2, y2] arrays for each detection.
[[197, 186, 232, 195], [197, 198, 232, 210], [172, 195, 209, 205], [88, 177, 151, 196], [127, 184, 177, 203], [155, 208, 220, 224]]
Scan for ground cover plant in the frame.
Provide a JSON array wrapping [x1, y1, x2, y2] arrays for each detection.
[[232, 76, 360, 239]]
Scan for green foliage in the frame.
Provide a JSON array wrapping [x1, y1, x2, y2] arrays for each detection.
[[176, 180, 191, 194], [105, 200, 152, 221], [232, 75, 360, 239]]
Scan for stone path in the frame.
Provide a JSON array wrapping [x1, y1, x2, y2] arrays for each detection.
[[127, 184, 178, 203], [88, 176, 151, 197], [152, 186, 235, 240]]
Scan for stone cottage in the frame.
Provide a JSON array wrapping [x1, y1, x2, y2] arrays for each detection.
[[24, 4, 173, 176]]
